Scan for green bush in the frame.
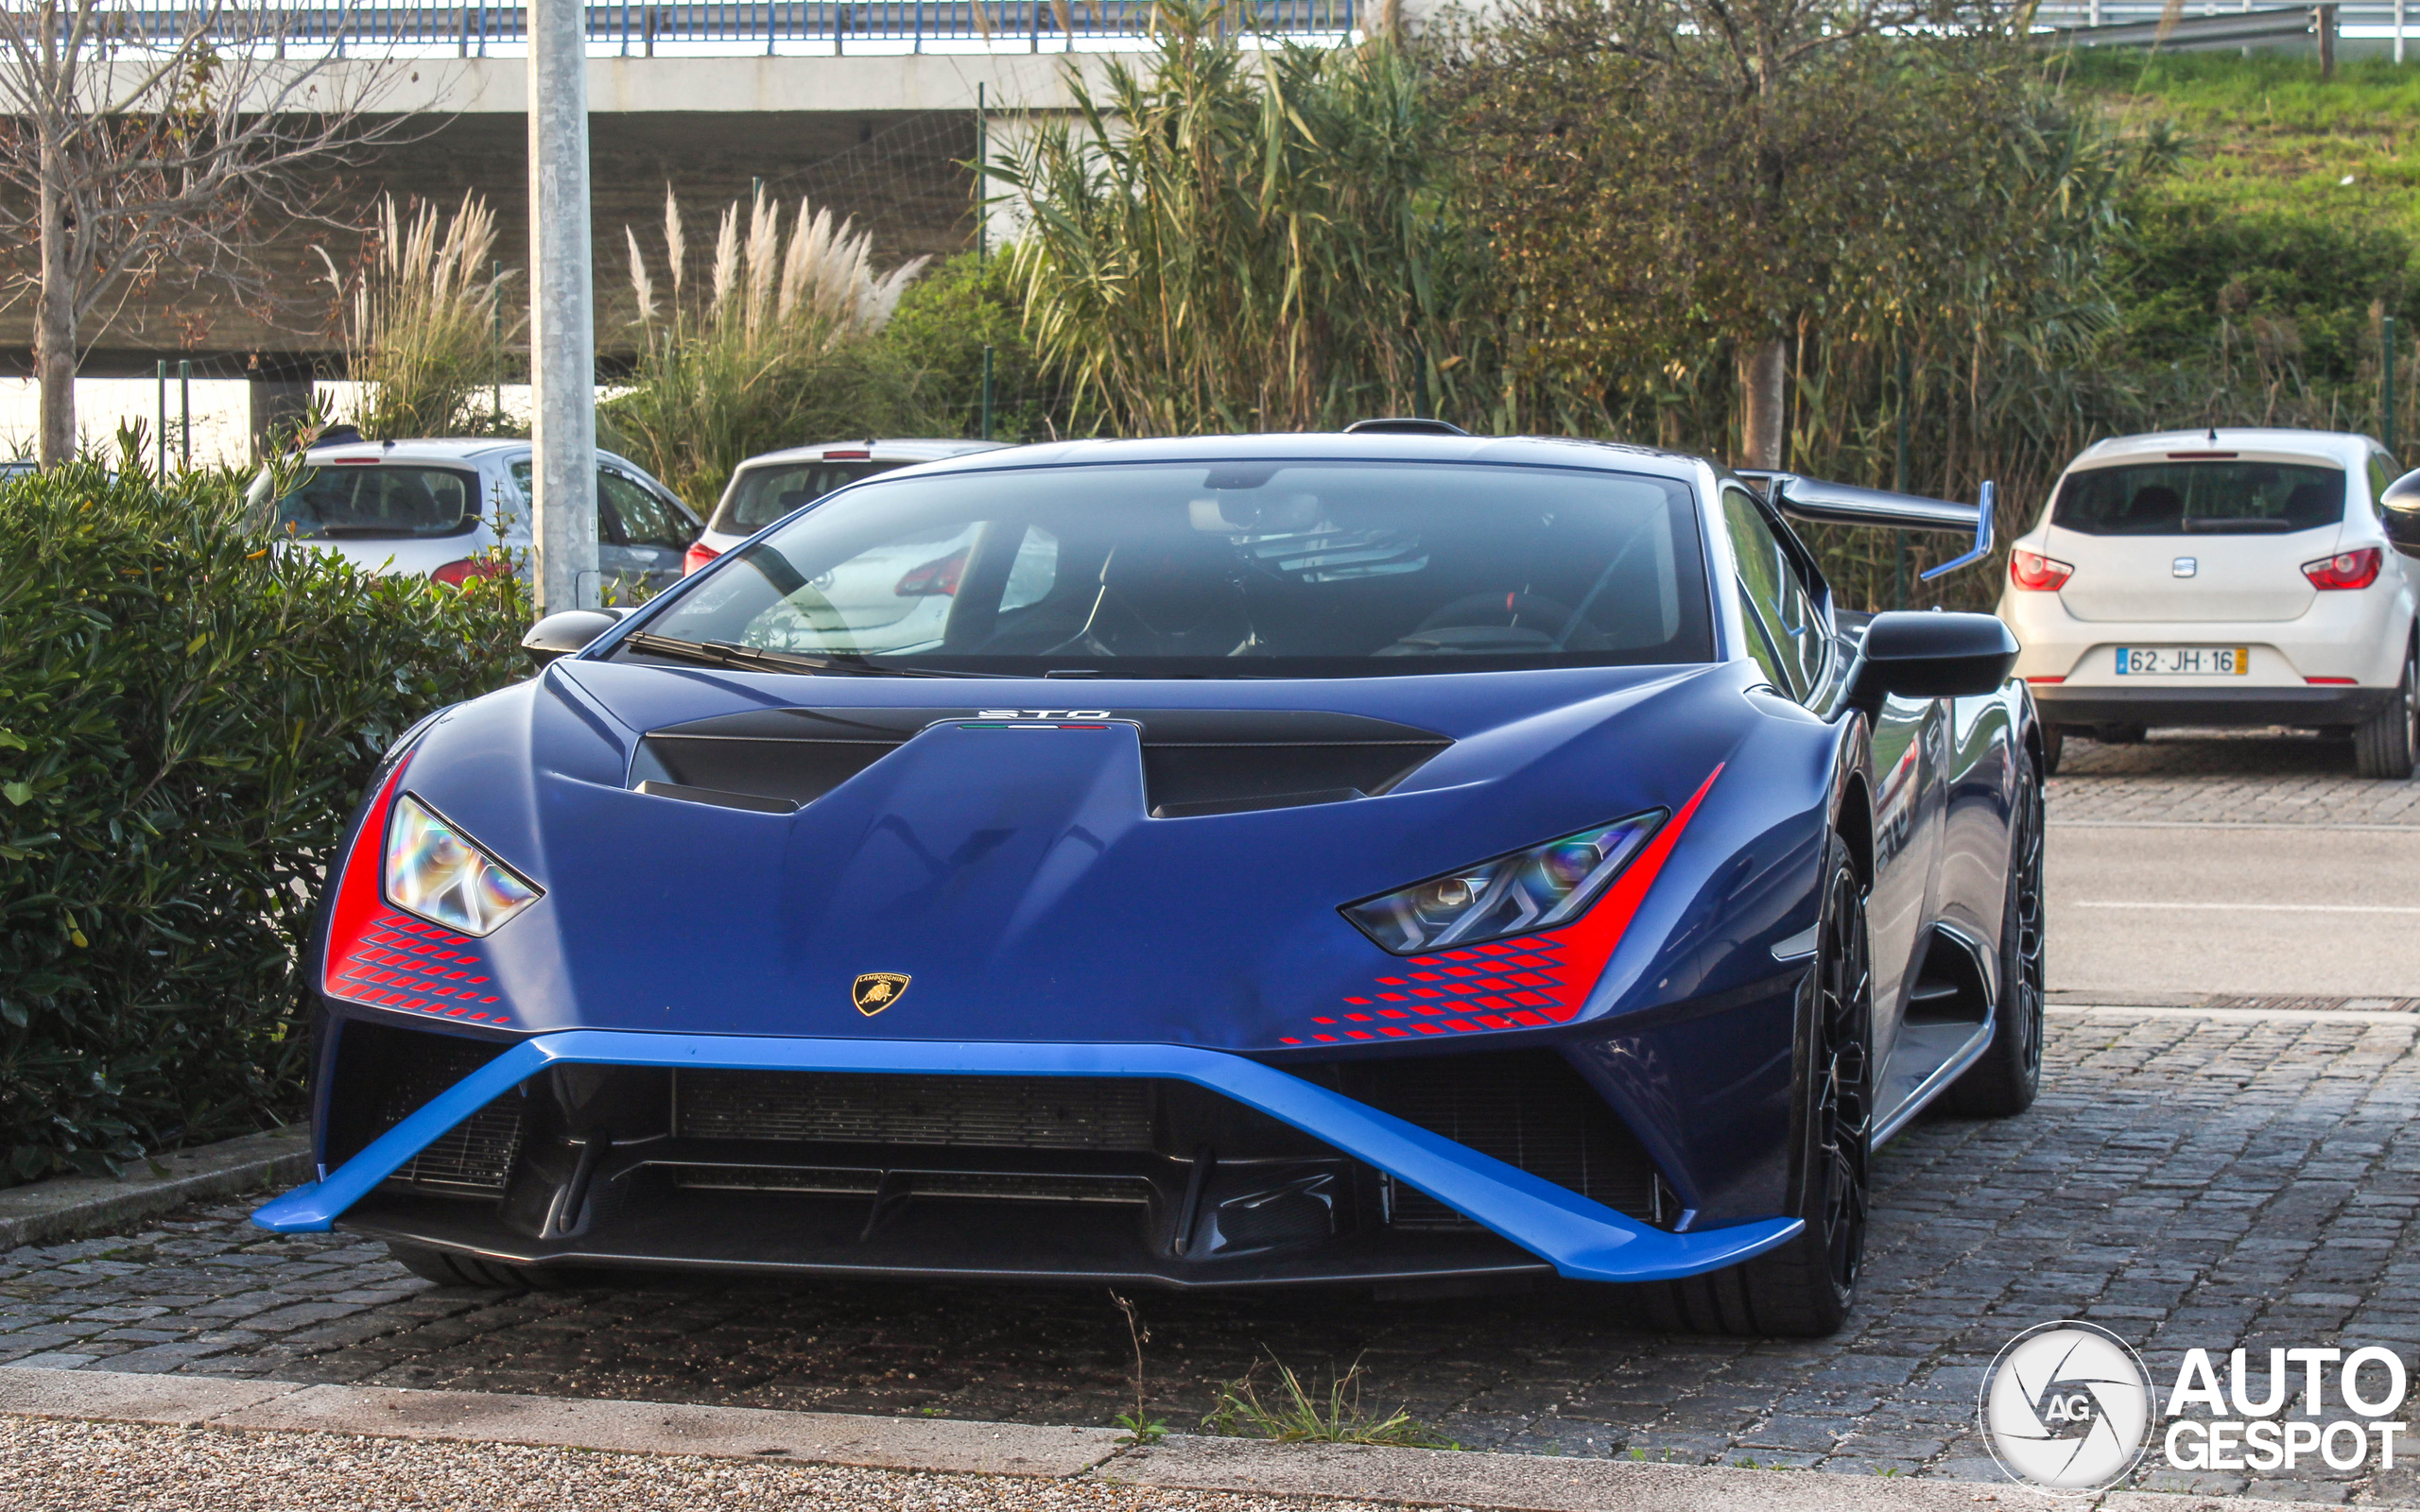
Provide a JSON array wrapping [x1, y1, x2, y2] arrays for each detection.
[[876, 250, 1079, 442], [2117, 203, 2415, 382], [0, 449, 531, 1185]]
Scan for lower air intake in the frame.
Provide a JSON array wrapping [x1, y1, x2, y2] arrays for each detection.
[[1293, 1050, 1667, 1228], [327, 1021, 526, 1195], [674, 1071, 1157, 1151]]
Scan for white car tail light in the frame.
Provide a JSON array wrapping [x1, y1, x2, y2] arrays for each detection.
[[2303, 547, 2381, 591], [2010, 549, 2074, 592]]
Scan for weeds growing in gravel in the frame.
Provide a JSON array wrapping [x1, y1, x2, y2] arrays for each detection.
[[1202, 1355, 1455, 1448], [1107, 1291, 1167, 1446]]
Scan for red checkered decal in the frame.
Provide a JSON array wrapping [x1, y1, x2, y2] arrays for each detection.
[[1281, 765, 1722, 1046], [320, 755, 516, 1028]]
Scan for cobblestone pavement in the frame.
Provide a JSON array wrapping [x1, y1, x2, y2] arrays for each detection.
[[2049, 729, 2420, 825], [9, 1010, 2420, 1503]]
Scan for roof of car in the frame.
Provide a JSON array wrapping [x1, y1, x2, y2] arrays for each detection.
[[298, 438, 528, 464], [2073, 428, 2381, 467], [734, 438, 1012, 469], [883, 431, 1707, 484], [294, 438, 667, 477]]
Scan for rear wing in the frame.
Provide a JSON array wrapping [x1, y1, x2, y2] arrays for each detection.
[[1739, 471, 1996, 582]]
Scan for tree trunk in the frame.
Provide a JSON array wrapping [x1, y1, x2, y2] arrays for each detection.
[[1736, 334, 1787, 472], [36, 129, 75, 468]]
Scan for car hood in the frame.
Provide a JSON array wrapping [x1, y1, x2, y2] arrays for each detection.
[[358, 658, 1802, 1053]]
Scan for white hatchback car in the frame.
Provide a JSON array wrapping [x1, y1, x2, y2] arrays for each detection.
[[249, 436, 701, 601], [1998, 428, 2418, 777], [683, 438, 1008, 575]]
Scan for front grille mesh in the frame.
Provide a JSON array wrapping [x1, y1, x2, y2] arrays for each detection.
[[400, 1102, 526, 1192], [674, 1071, 1156, 1150], [348, 1024, 525, 1195]]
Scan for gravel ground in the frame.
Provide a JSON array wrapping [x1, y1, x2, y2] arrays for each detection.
[[0, 1416, 1406, 1512]]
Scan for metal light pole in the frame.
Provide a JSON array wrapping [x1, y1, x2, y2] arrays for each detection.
[[529, 0, 599, 614]]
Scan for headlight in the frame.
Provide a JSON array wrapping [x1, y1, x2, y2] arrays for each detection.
[[1341, 812, 1664, 954], [385, 793, 543, 936]]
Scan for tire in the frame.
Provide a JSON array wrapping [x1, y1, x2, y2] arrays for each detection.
[[386, 1242, 572, 1292], [2040, 723, 2065, 776], [1631, 836, 1871, 1337], [2354, 642, 2417, 780], [2096, 722, 2146, 746], [1945, 757, 2046, 1117]]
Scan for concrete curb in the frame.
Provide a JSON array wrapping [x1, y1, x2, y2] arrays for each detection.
[[0, 1366, 2370, 1512], [0, 1130, 312, 1253]]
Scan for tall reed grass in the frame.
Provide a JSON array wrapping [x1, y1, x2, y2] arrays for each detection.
[[320, 193, 520, 440], [997, 6, 1484, 435], [604, 187, 944, 508]]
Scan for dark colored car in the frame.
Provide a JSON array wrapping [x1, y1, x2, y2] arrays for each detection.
[[255, 430, 2036, 1337]]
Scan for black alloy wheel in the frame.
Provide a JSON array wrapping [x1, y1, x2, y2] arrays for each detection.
[[1947, 756, 2046, 1117], [1632, 834, 1871, 1337], [2355, 641, 2418, 780], [1800, 845, 1875, 1305]]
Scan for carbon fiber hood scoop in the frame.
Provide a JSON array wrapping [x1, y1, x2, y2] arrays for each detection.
[[631, 706, 1450, 819]]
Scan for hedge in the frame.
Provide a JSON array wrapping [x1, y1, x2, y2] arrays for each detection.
[[0, 449, 530, 1185]]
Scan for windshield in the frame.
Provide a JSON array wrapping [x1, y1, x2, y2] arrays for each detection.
[[2052, 460, 2344, 536], [252, 464, 482, 541], [629, 459, 1712, 678], [711, 459, 903, 536]]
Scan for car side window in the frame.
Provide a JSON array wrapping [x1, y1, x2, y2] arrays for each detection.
[[2372, 453, 2398, 507], [1722, 485, 1824, 700], [598, 469, 692, 550]]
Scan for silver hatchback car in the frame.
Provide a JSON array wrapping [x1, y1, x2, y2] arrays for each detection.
[[249, 436, 701, 601]]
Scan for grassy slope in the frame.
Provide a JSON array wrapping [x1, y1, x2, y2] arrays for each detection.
[[2063, 50, 2420, 237]]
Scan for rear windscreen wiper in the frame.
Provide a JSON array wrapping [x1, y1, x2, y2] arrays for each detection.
[[2181, 517, 2303, 533], [619, 630, 1013, 679]]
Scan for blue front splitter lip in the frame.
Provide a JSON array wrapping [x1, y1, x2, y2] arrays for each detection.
[[252, 1031, 1801, 1284]]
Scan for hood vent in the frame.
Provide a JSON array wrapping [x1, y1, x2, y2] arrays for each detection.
[[630, 706, 1450, 818]]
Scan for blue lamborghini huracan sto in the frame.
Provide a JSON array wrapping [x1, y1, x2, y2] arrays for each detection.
[[255, 428, 2041, 1336]]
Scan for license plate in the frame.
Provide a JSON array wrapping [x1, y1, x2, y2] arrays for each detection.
[[2115, 646, 2249, 676]]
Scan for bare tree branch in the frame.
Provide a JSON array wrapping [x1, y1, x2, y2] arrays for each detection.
[[0, 1, 432, 464]]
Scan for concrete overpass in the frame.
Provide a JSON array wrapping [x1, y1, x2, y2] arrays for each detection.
[[18, 49, 1137, 382]]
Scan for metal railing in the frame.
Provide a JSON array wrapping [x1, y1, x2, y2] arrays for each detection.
[[65, 1, 1357, 56], [2031, 0, 2403, 33]]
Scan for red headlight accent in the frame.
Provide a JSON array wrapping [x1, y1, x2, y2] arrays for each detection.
[[2304, 547, 2382, 591], [323, 760, 410, 997], [430, 557, 509, 587], [683, 541, 722, 576], [2010, 549, 2074, 592]]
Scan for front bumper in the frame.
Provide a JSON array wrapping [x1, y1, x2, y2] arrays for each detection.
[[254, 1029, 1798, 1286]]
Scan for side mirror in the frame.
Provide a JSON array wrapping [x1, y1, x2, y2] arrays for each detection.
[[522, 608, 630, 667], [2379, 468, 2420, 558], [1843, 610, 2018, 708]]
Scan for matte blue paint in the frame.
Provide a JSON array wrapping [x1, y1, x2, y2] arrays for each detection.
[[302, 434, 2037, 1271], [254, 1030, 1802, 1282]]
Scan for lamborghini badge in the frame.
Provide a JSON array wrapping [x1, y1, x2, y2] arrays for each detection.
[[851, 972, 911, 1016]]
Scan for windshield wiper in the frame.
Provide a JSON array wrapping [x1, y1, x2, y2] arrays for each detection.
[[619, 630, 1014, 679]]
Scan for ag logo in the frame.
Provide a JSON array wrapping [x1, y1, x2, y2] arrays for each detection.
[[1979, 1321, 2152, 1491], [850, 972, 910, 1016]]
